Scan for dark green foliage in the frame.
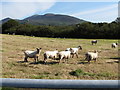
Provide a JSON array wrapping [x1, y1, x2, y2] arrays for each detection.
[[2, 19, 19, 34], [69, 69, 85, 77], [1, 87, 16, 90], [2, 19, 119, 39], [69, 69, 96, 77], [69, 69, 114, 77], [1, 18, 12, 24]]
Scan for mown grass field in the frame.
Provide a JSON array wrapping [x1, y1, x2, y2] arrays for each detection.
[[1, 34, 119, 80]]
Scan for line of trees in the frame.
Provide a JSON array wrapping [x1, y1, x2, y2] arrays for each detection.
[[2, 19, 119, 39]]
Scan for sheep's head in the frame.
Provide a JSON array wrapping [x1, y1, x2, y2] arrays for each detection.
[[78, 46, 82, 50], [94, 50, 101, 53], [69, 48, 74, 54], [94, 50, 97, 53], [36, 48, 42, 54]]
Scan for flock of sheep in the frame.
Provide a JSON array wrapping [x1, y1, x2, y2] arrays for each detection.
[[23, 40, 118, 64]]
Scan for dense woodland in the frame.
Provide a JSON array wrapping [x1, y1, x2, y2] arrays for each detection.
[[2, 19, 120, 39]]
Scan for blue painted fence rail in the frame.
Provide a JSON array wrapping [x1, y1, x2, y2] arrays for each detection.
[[0, 78, 119, 88]]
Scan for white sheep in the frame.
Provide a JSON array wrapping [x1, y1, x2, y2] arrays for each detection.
[[85, 50, 98, 63], [111, 43, 118, 48], [66, 46, 82, 58], [44, 49, 58, 63], [58, 48, 74, 63], [24, 48, 42, 62], [91, 40, 97, 45]]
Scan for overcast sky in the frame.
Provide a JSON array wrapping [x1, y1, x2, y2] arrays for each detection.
[[0, 0, 119, 23]]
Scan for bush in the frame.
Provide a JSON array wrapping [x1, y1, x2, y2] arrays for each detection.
[[69, 69, 85, 77], [69, 69, 113, 77]]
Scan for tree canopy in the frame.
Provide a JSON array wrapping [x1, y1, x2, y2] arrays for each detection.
[[2, 19, 119, 39]]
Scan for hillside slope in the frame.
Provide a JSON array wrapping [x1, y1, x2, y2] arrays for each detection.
[[20, 13, 86, 26]]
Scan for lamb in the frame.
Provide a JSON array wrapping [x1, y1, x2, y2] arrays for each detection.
[[44, 49, 58, 63], [24, 48, 42, 62], [85, 50, 98, 63], [91, 40, 97, 45], [111, 43, 118, 48], [58, 48, 74, 63], [66, 46, 82, 58]]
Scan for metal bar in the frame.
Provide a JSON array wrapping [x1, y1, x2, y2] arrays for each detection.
[[0, 78, 119, 88]]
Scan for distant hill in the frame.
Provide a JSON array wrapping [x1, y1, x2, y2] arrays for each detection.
[[115, 17, 120, 23], [0, 18, 12, 24], [1, 13, 86, 26], [20, 13, 86, 26]]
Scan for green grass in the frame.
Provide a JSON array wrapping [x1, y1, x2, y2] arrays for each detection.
[[30, 71, 50, 79], [0, 50, 4, 52], [1, 87, 16, 90], [69, 69, 117, 78], [1, 34, 119, 80]]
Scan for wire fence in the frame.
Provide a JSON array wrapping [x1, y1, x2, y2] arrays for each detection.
[[0, 78, 119, 89]]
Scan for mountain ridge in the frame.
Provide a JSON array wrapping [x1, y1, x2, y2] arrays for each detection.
[[1, 13, 86, 26], [21, 13, 86, 26]]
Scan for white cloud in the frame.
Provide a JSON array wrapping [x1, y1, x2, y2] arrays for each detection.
[[1, 0, 56, 2], [0, 3, 2, 20], [71, 4, 117, 16], [71, 4, 118, 23], [1, 1, 56, 20], [80, 9, 118, 23], [1, 0, 119, 2]]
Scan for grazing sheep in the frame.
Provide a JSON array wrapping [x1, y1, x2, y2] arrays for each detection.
[[44, 49, 58, 63], [58, 48, 74, 63], [91, 40, 97, 45], [24, 48, 42, 62], [111, 43, 118, 48], [66, 46, 82, 58], [12, 33, 15, 35], [85, 50, 98, 63]]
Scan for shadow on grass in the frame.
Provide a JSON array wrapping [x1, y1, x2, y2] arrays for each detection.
[[29, 61, 44, 64], [78, 59, 90, 64], [106, 57, 120, 64], [78, 59, 99, 64], [29, 60, 59, 65], [107, 61, 119, 64], [17, 59, 59, 65], [109, 57, 120, 60], [44, 61, 59, 65], [78, 62, 89, 64], [17, 61, 28, 63]]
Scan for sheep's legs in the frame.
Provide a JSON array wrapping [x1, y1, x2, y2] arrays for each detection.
[[94, 58, 97, 62], [65, 58, 69, 63], [24, 57, 28, 62], [72, 54, 74, 58], [53, 56, 55, 60], [44, 59, 47, 64], [59, 57, 63, 64], [87, 57, 91, 64], [76, 53, 78, 58], [59, 59, 61, 64], [34, 58, 36, 63], [88, 60, 91, 64], [36, 56, 39, 62]]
